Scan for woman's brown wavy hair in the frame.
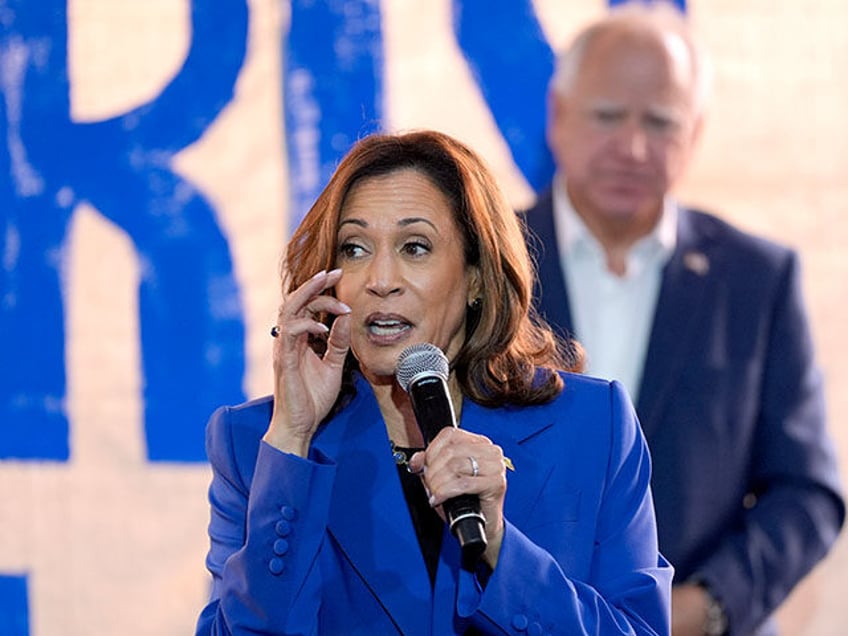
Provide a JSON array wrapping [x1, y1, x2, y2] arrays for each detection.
[[283, 129, 583, 407]]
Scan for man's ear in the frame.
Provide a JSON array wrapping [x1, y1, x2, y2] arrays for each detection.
[[546, 90, 570, 154], [690, 111, 705, 147], [546, 90, 561, 152]]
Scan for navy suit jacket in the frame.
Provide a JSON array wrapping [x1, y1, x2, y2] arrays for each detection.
[[196, 372, 672, 635], [522, 189, 845, 635]]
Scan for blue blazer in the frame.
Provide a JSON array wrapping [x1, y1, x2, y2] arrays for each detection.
[[196, 372, 672, 635], [522, 190, 845, 635]]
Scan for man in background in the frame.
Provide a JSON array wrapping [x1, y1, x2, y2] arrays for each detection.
[[521, 4, 844, 635]]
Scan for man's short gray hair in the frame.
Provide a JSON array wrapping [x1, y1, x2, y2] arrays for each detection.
[[550, 1, 712, 115]]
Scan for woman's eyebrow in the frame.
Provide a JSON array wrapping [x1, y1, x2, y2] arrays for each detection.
[[338, 216, 437, 230], [398, 216, 437, 230]]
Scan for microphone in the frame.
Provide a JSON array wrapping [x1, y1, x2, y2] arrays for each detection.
[[395, 343, 487, 569]]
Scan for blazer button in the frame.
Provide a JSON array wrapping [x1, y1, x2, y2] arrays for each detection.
[[268, 558, 285, 575], [280, 505, 297, 521], [275, 520, 292, 536], [511, 614, 528, 631], [273, 539, 290, 555], [528, 622, 543, 636]]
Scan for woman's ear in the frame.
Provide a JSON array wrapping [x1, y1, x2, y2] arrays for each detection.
[[467, 266, 482, 307]]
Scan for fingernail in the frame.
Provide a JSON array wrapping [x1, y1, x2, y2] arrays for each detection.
[[311, 270, 327, 279], [328, 268, 343, 276], [338, 302, 352, 314], [428, 495, 436, 507]]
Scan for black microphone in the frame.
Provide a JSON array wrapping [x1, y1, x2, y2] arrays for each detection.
[[395, 343, 487, 569]]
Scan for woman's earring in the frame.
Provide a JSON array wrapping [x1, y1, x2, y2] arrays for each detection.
[[470, 298, 482, 311]]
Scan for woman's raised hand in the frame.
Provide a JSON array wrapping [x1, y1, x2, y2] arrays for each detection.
[[263, 269, 351, 456]]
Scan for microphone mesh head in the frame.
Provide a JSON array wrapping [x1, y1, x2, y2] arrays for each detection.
[[395, 343, 449, 392]]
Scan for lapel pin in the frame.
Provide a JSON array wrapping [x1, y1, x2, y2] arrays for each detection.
[[684, 251, 709, 276]]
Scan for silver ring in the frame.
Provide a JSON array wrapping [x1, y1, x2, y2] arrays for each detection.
[[469, 456, 479, 477]]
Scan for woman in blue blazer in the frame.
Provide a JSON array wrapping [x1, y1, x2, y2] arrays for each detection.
[[196, 130, 672, 635]]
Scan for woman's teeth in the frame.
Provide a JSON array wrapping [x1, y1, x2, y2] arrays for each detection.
[[369, 320, 408, 336]]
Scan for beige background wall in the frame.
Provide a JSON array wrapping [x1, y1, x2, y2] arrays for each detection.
[[0, 1, 845, 634]]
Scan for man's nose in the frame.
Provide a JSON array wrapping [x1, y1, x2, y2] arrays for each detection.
[[617, 121, 649, 161]]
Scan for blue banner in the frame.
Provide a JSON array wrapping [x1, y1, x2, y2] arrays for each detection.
[[1, 0, 248, 463]]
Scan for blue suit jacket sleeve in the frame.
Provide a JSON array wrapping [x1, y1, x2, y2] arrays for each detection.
[[197, 403, 340, 636]]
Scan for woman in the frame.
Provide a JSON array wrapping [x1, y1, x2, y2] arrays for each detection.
[[196, 130, 672, 635]]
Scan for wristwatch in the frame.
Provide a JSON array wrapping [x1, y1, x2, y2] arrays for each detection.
[[698, 582, 728, 636]]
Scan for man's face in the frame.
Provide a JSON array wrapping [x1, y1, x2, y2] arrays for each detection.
[[548, 29, 702, 231]]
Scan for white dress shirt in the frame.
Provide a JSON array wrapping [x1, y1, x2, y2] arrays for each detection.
[[551, 180, 677, 401]]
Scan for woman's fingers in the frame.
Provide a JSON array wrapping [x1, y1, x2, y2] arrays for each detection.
[[416, 429, 507, 567], [283, 269, 343, 314], [416, 429, 507, 504], [324, 312, 352, 367], [272, 317, 329, 344], [273, 269, 349, 337]]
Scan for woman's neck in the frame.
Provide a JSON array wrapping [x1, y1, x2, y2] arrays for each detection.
[[372, 376, 463, 448]]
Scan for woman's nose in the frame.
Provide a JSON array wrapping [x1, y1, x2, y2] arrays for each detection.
[[365, 250, 402, 297]]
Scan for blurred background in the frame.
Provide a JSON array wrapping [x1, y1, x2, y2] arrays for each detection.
[[1, 1, 845, 634]]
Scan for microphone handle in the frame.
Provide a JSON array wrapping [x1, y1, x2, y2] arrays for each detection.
[[408, 375, 488, 569], [444, 494, 488, 569]]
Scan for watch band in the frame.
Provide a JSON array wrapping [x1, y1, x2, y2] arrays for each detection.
[[699, 583, 729, 636]]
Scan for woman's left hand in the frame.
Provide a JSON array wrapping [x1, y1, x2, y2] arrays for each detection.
[[407, 428, 507, 569]]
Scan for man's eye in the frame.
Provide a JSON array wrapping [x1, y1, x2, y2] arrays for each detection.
[[593, 110, 624, 124], [644, 114, 676, 132]]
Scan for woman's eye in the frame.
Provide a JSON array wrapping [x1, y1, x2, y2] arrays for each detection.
[[402, 240, 431, 257], [338, 241, 366, 259]]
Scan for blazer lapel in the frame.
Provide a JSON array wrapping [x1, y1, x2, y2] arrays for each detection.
[[637, 208, 714, 436], [313, 378, 432, 636], [459, 400, 557, 531]]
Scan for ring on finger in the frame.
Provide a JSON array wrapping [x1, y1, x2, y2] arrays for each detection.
[[468, 456, 479, 477]]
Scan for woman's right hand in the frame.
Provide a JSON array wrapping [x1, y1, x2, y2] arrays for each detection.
[[263, 269, 352, 456]]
